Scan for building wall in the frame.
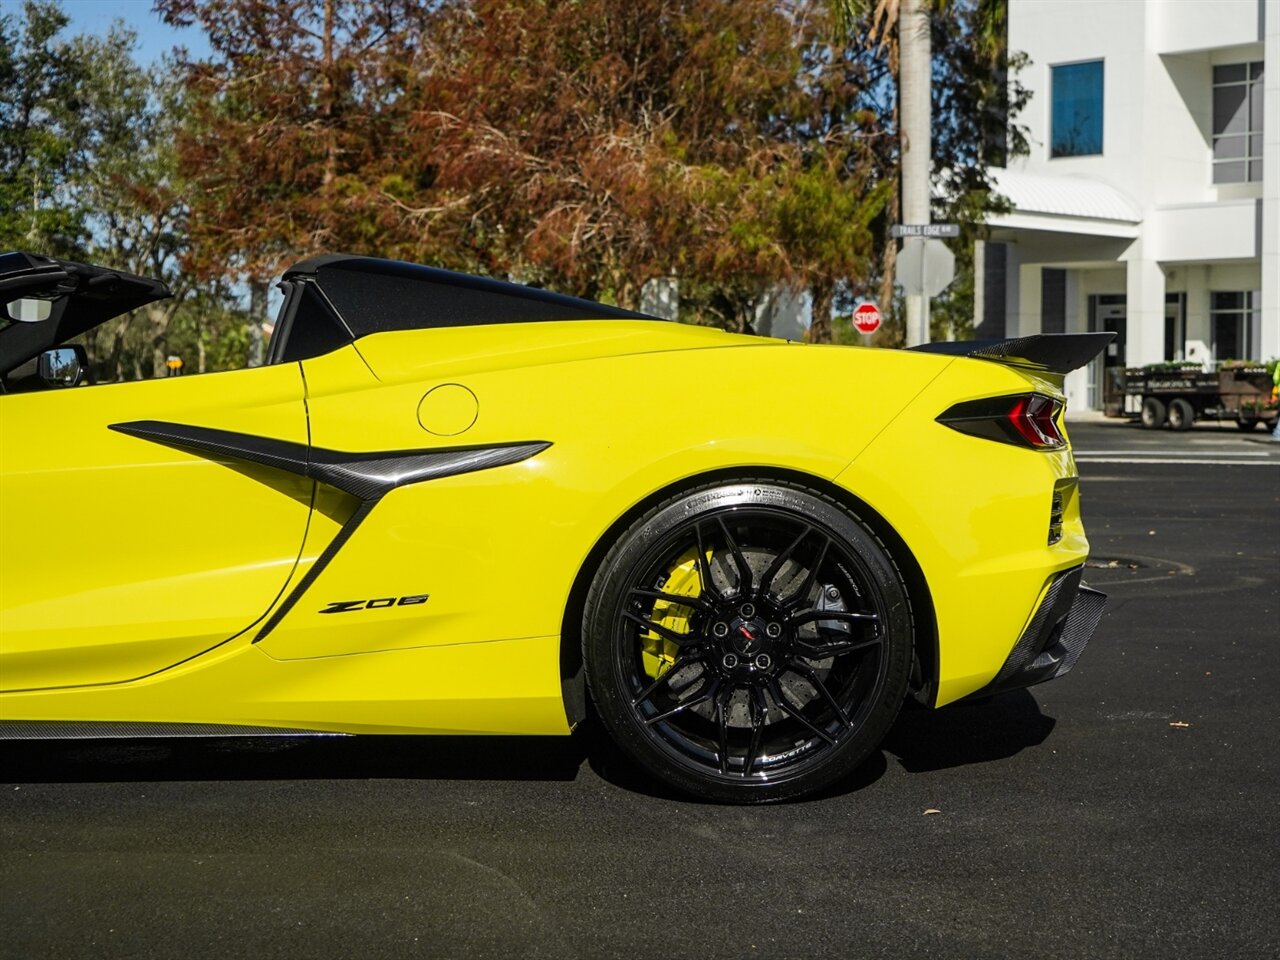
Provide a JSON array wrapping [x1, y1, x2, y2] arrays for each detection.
[[1008, 0, 1149, 195], [995, 0, 1278, 387]]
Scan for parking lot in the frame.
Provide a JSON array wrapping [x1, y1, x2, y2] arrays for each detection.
[[2, 419, 1277, 960]]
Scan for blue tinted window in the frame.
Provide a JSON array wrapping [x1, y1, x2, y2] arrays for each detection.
[[1051, 61, 1104, 157]]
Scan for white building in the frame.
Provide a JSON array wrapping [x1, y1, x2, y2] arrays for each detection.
[[978, 0, 1279, 413]]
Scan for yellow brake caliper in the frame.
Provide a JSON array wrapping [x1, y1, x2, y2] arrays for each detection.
[[641, 547, 708, 680]]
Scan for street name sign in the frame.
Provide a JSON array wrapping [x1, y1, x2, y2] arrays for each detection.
[[891, 223, 960, 238]]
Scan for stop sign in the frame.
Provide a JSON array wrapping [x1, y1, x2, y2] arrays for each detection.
[[852, 302, 881, 335]]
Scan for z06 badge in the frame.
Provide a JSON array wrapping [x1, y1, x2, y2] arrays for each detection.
[[319, 594, 430, 614]]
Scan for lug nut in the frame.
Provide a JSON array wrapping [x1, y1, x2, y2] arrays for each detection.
[[765, 622, 782, 638], [740, 602, 756, 618], [712, 622, 729, 638], [754, 653, 772, 670], [722, 653, 739, 670]]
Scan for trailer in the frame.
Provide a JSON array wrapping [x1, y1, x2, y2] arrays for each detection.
[[1118, 363, 1279, 431]]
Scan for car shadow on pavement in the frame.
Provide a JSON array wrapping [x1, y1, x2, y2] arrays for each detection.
[[0, 692, 1053, 791], [0, 733, 588, 784], [883, 689, 1055, 773]]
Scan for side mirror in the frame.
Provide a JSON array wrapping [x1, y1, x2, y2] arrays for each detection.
[[37, 345, 88, 388]]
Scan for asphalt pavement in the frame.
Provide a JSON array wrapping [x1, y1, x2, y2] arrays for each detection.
[[2, 417, 1278, 960]]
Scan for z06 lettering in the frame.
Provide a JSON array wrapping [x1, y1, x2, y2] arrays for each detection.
[[319, 594, 430, 614]]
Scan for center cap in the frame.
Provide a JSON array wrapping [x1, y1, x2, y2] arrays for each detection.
[[731, 621, 769, 657]]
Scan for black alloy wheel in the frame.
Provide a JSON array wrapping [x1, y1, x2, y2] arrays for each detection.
[[583, 481, 912, 803]]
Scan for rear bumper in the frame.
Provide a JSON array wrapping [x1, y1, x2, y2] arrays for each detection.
[[963, 565, 1106, 700]]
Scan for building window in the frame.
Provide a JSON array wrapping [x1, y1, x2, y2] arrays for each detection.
[[1051, 60, 1104, 157], [1210, 291, 1260, 360], [1213, 62, 1264, 183]]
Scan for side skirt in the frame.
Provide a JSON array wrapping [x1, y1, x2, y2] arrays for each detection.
[[0, 720, 351, 740]]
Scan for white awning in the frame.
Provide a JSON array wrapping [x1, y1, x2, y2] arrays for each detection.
[[987, 169, 1142, 238]]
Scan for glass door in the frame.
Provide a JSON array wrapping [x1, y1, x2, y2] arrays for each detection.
[[1089, 295, 1127, 413]]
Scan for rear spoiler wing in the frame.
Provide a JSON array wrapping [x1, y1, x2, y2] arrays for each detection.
[[909, 332, 1116, 375]]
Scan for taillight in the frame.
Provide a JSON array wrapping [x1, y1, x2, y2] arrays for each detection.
[[937, 394, 1067, 450]]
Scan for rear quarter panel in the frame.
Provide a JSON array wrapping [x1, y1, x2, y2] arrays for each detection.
[[259, 322, 952, 662], [836, 359, 1088, 705]]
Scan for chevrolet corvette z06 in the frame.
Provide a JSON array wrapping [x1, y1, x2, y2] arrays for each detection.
[[0, 251, 1108, 802]]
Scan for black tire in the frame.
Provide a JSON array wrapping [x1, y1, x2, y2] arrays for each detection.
[[582, 480, 913, 803], [1236, 418, 1260, 431], [1168, 398, 1194, 431], [1140, 397, 1166, 429]]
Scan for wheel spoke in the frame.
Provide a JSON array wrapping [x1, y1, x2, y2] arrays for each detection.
[[786, 660, 850, 727], [715, 685, 732, 775], [716, 516, 753, 596], [768, 680, 837, 745], [628, 587, 713, 614], [789, 608, 879, 627], [623, 610, 693, 646], [742, 685, 769, 777], [630, 656, 701, 707], [644, 678, 720, 725], [693, 522, 725, 603], [794, 636, 881, 658], [782, 536, 831, 609], [760, 524, 811, 599]]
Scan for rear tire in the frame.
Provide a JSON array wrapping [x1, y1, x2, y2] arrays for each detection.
[[1140, 397, 1166, 429], [582, 480, 912, 803], [1168, 398, 1194, 432]]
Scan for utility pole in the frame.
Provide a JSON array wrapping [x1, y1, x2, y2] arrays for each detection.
[[899, 0, 932, 347]]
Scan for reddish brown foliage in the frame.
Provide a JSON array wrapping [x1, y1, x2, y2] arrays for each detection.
[[159, 0, 888, 327]]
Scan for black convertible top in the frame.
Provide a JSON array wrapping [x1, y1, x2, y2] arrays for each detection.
[[0, 250, 663, 374], [268, 255, 662, 363], [287, 255, 655, 332]]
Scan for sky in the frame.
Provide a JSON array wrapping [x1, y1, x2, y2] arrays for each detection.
[[2, 0, 211, 63]]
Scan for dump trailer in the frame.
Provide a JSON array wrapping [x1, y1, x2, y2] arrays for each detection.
[[1120, 363, 1278, 431]]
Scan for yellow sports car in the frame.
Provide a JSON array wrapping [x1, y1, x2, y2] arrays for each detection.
[[0, 251, 1109, 802]]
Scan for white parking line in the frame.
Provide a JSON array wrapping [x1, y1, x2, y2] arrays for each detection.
[[1076, 457, 1280, 466], [1075, 449, 1270, 457]]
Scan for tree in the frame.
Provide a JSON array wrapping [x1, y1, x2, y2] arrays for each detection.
[[819, 0, 1028, 344], [155, 0, 440, 282], [158, 0, 892, 333], [416, 0, 889, 326], [1, 1, 258, 379], [0, 0, 97, 255]]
